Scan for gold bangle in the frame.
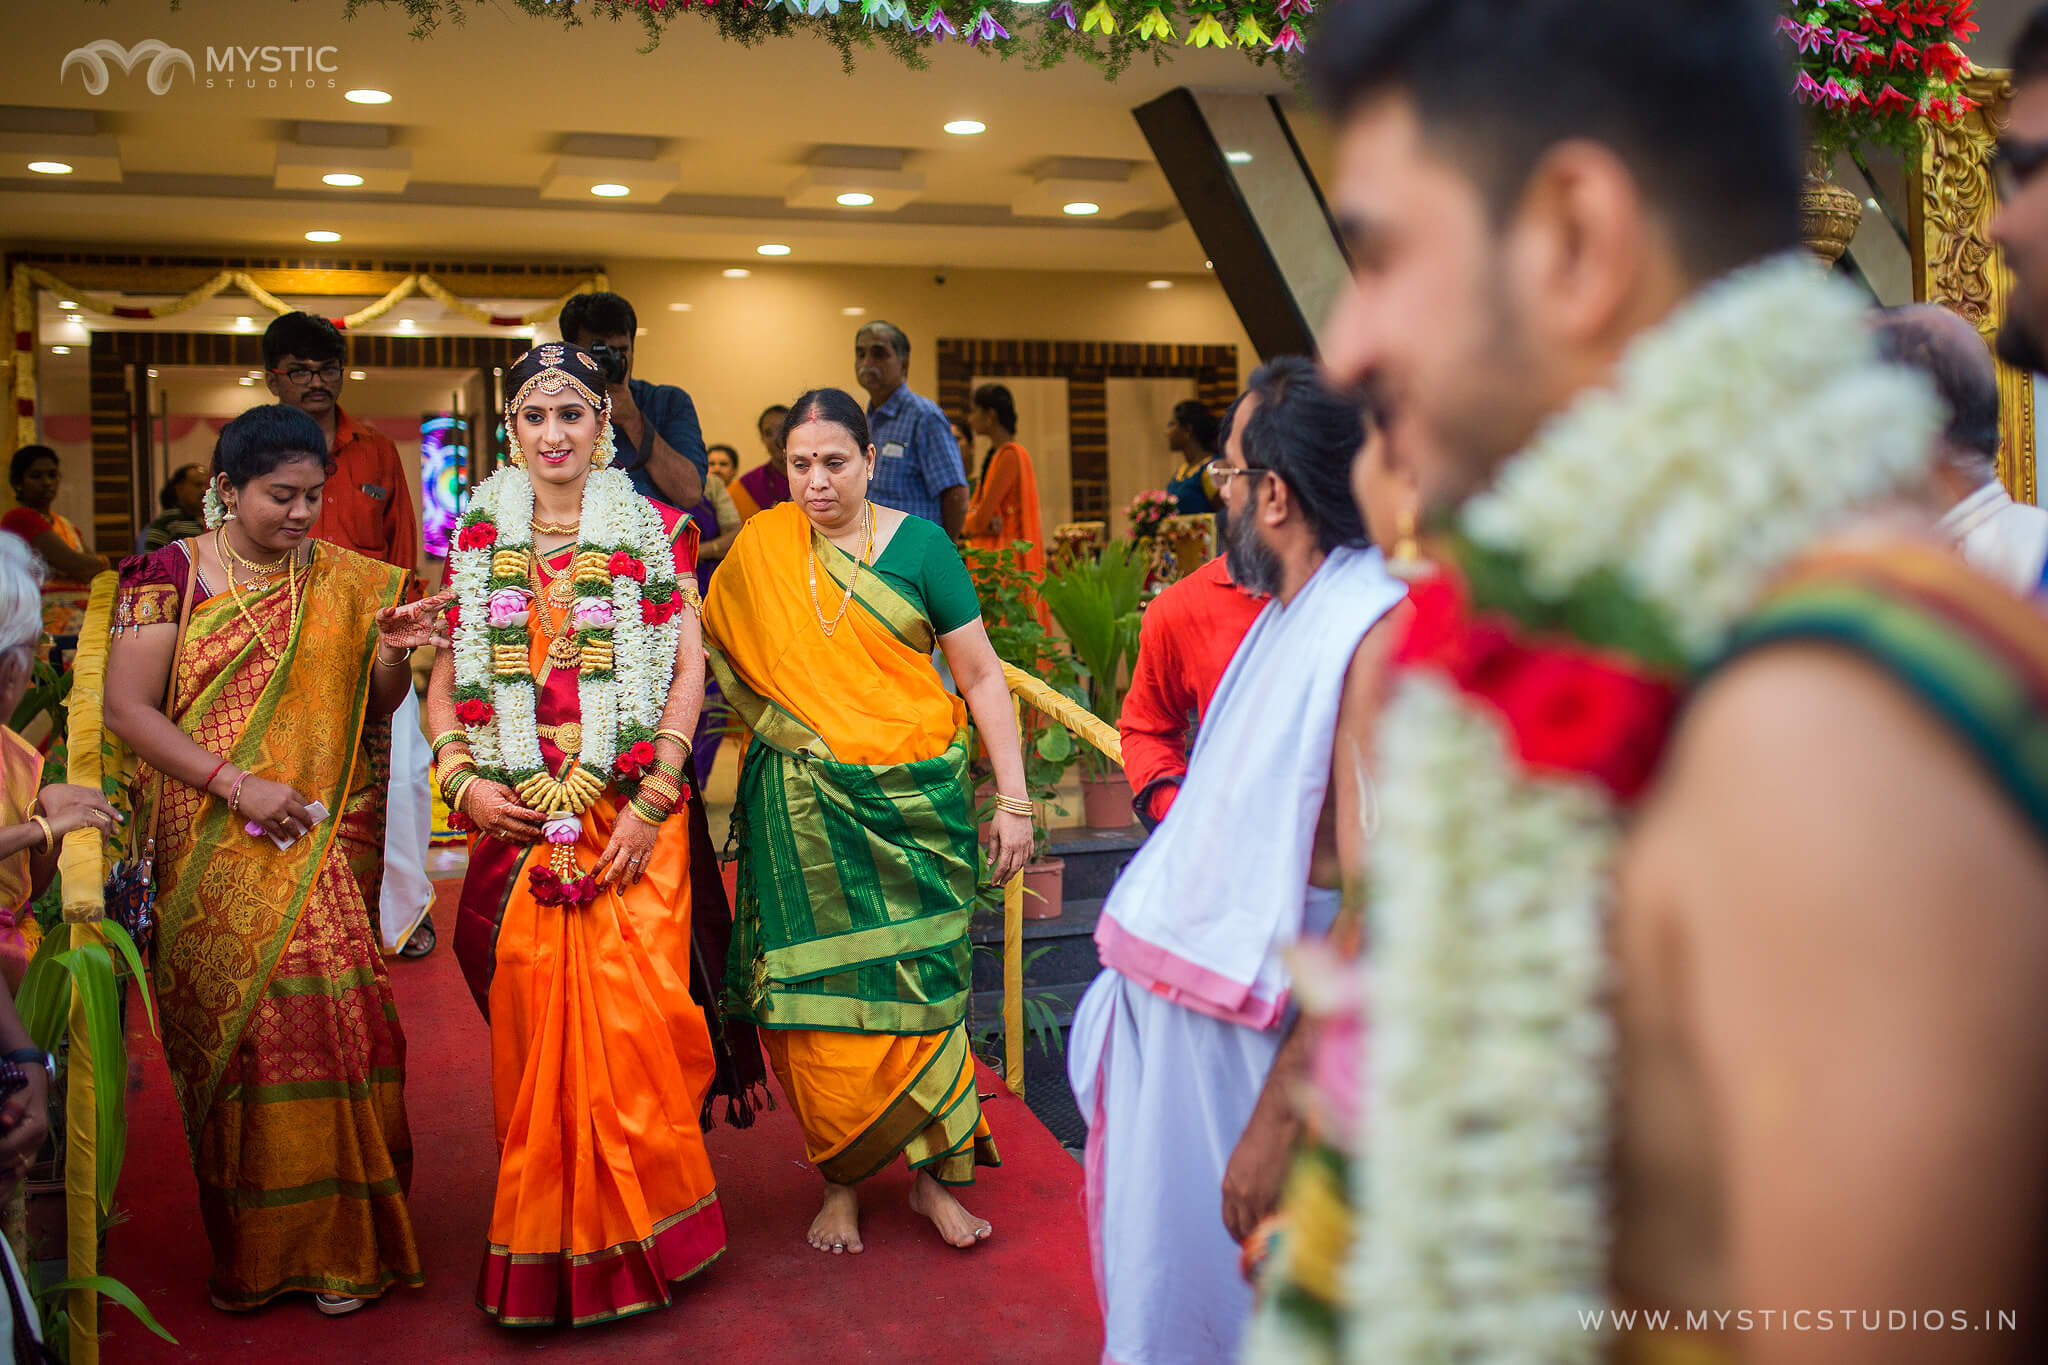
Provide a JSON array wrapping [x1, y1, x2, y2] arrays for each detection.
[[30, 815, 54, 856], [431, 729, 469, 755], [993, 794, 1034, 817], [375, 647, 410, 669], [654, 728, 693, 751]]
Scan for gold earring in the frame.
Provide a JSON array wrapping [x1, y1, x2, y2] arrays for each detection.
[[1388, 505, 1432, 581]]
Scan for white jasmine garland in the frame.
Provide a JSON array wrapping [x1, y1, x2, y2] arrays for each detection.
[[448, 462, 681, 810], [1324, 257, 1940, 1365]]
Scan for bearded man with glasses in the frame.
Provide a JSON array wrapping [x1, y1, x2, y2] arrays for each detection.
[[261, 310, 437, 961]]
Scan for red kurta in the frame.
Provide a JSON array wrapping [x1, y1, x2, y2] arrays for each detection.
[[1119, 555, 1267, 825], [313, 409, 421, 571]]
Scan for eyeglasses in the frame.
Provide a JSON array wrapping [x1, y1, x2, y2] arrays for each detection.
[[1993, 136, 2048, 203], [272, 362, 343, 386], [1209, 461, 1266, 489]]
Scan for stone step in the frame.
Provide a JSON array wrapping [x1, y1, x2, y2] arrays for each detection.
[[1042, 824, 1144, 900], [969, 898, 1104, 994]]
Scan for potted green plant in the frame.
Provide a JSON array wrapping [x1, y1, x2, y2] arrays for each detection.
[[1038, 538, 1147, 830], [964, 542, 1079, 915]]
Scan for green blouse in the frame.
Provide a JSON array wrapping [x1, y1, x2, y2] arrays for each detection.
[[871, 514, 982, 636]]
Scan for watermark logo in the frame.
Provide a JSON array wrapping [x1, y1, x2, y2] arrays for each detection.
[[60, 40, 341, 94], [60, 39, 195, 96]]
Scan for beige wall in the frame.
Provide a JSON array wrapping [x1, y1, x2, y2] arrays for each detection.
[[592, 259, 1254, 487]]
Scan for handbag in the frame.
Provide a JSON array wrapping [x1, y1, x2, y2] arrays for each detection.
[[101, 544, 200, 957]]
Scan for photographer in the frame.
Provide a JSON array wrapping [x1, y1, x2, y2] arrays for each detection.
[[559, 292, 706, 510]]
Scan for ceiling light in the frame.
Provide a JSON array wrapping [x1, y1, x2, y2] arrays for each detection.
[[397, 318, 416, 330], [304, 229, 341, 243], [667, 302, 692, 312], [238, 376, 255, 386], [590, 183, 631, 197], [49, 346, 69, 356], [344, 89, 392, 105], [723, 268, 751, 279], [27, 162, 72, 175], [842, 307, 866, 317], [1205, 260, 1214, 270], [147, 368, 158, 377], [836, 192, 876, 207], [756, 243, 791, 257], [1147, 280, 1173, 290], [322, 172, 365, 187], [65, 314, 81, 324], [943, 120, 987, 136], [1063, 201, 1100, 216], [349, 369, 366, 380], [235, 316, 253, 330], [1225, 150, 1254, 165], [57, 300, 76, 310]]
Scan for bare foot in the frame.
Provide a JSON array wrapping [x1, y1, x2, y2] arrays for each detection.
[[807, 1181, 863, 1255], [910, 1170, 992, 1249]]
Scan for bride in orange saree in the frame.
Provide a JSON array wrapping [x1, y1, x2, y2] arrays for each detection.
[[105, 404, 439, 1316], [428, 342, 758, 1327]]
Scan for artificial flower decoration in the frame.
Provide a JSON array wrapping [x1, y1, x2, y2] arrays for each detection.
[[1082, 1, 1117, 34], [1233, 11, 1269, 47], [921, 4, 957, 36], [1187, 11, 1229, 46], [1050, 0, 1078, 28], [1268, 21, 1303, 52], [1136, 7, 1175, 40], [967, 7, 1010, 41], [1780, 0, 1980, 158]]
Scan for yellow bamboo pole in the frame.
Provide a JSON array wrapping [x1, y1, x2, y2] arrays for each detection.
[[1004, 697, 1027, 1100], [57, 573, 121, 1365]]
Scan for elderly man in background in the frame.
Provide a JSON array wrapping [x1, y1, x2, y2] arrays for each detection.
[[855, 321, 969, 536], [1875, 304, 2048, 595], [262, 311, 436, 960]]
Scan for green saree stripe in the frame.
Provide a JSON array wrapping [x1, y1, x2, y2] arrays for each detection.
[[267, 967, 381, 998], [761, 908, 971, 984], [814, 528, 936, 656], [216, 1174, 406, 1211], [751, 987, 971, 1034], [816, 1022, 970, 1183], [218, 1068, 405, 1105]]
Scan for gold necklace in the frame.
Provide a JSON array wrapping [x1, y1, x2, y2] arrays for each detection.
[[217, 528, 299, 663], [218, 526, 291, 579], [527, 551, 584, 679], [806, 503, 874, 637], [532, 517, 581, 536]]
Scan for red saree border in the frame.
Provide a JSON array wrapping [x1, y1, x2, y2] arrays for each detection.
[[475, 1193, 727, 1327]]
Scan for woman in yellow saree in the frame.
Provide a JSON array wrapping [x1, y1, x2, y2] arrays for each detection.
[[704, 387, 1034, 1256], [427, 342, 757, 1327], [105, 404, 436, 1315]]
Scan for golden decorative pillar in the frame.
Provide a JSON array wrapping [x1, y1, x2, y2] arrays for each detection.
[[1912, 67, 2038, 503]]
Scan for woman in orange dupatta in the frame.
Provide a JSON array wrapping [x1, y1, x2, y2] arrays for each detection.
[[430, 342, 753, 1327], [704, 388, 1034, 1257], [106, 404, 433, 1316], [961, 384, 1046, 582]]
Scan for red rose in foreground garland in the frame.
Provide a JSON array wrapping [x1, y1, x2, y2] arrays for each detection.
[[457, 522, 498, 552], [455, 697, 494, 725], [449, 810, 475, 833], [1395, 567, 1680, 804], [608, 551, 647, 582], [641, 597, 677, 625], [614, 740, 658, 777], [446, 601, 461, 629], [529, 867, 600, 908]]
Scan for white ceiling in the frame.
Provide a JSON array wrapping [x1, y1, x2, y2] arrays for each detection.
[[0, 0, 1331, 273]]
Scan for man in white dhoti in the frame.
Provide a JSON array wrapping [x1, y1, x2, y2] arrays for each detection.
[[1878, 304, 2048, 596], [1068, 357, 1407, 1365], [379, 684, 436, 956]]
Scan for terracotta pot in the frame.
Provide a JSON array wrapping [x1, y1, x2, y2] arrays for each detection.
[[1081, 775, 1133, 831], [1799, 170, 1863, 267], [1021, 857, 1065, 920]]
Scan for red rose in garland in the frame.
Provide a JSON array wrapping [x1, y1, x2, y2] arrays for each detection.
[[455, 697, 495, 726], [613, 740, 658, 777], [457, 522, 498, 552], [608, 551, 647, 582]]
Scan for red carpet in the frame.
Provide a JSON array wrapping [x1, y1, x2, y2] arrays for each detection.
[[100, 882, 1103, 1362]]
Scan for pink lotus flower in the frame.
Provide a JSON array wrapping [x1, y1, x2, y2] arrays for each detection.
[[573, 598, 615, 630], [486, 588, 532, 628], [544, 815, 581, 845]]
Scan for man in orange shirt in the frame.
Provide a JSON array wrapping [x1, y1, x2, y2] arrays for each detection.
[[263, 311, 435, 960]]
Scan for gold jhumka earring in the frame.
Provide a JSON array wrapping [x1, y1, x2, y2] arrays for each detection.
[[1388, 505, 1433, 581], [592, 419, 617, 470]]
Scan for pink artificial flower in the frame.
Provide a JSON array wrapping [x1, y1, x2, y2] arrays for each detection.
[[1275, 0, 1312, 18], [1268, 23, 1304, 53], [486, 587, 532, 628], [1050, 0, 1077, 27], [573, 598, 615, 630], [967, 7, 1009, 41], [924, 6, 956, 36]]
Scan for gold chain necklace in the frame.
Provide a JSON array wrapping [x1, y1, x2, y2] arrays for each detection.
[[806, 502, 874, 637], [531, 517, 581, 537], [527, 550, 584, 677], [217, 527, 299, 662], [218, 526, 291, 579]]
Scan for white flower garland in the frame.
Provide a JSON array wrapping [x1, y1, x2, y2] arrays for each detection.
[[447, 463, 681, 810], [1327, 256, 1939, 1364]]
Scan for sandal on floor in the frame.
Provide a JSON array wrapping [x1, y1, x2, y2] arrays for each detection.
[[209, 1294, 253, 1314], [315, 1293, 366, 1317], [398, 919, 436, 959]]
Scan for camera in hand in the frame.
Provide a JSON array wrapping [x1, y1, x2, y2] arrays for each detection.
[[587, 344, 629, 385]]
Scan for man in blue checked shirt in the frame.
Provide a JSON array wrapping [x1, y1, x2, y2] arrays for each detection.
[[855, 321, 969, 535]]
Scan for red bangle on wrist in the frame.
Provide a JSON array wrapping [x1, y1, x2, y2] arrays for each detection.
[[202, 759, 229, 795]]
